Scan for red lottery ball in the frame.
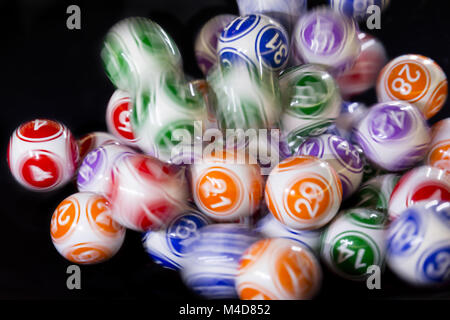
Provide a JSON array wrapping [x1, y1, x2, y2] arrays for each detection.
[[106, 153, 190, 231], [8, 119, 79, 191]]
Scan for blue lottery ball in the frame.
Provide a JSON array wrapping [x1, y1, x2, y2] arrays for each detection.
[[387, 201, 450, 286], [329, 0, 390, 21], [217, 14, 289, 72], [142, 210, 211, 270], [181, 224, 260, 299]]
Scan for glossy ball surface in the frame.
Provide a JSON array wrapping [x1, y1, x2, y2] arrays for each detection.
[[236, 238, 322, 300], [386, 201, 450, 286], [388, 165, 450, 221], [280, 64, 342, 153], [337, 32, 387, 98], [195, 14, 237, 75], [77, 131, 120, 162], [265, 156, 343, 230], [77, 143, 135, 196], [190, 151, 264, 222], [296, 134, 364, 199], [217, 14, 290, 72], [291, 8, 360, 75], [142, 209, 211, 270], [377, 54, 448, 119], [181, 224, 260, 299], [8, 119, 78, 191], [107, 154, 190, 231], [426, 118, 450, 172], [106, 89, 139, 147], [256, 213, 323, 254], [50, 192, 125, 264], [321, 208, 388, 280], [353, 101, 430, 172]]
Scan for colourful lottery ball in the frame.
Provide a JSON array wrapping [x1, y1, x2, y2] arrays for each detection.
[[377, 54, 448, 119], [181, 224, 260, 299], [207, 63, 281, 130], [327, 101, 368, 141], [337, 32, 387, 99], [77, 143, 135, 196], [106, 89, 139, 147], [142, 209, 211, 270], [353, 101, 431, 172], [101, 17, 182, 91], [50, 192, 125, 264], [280, 64, 342, 153], [131, 74, 207, 162], [386, 201, 450, 286], [217, 14, 290, 72], [236, 238, 322, 300], [265, 156, 343, 230], [426, 118, 450, 172], [388, 165, 450, 221], [291, 8, 360, 75], [190, 151, 264, 222], [8, 119, 79, 191], [296, 134, 364, 199], [351, 174, 400, 213], [107, 154, 190, 231], [329, 0, 390, 21], [194, 14, 237, 76], [256, 213, 323, 255], [236, 0, 307, 33], [77, 131, 120, 162], [321, 208, 388, 280]]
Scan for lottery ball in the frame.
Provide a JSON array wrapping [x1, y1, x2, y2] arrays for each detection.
[[190, 151, 264, 222], [388, 165, 450, 221], [50, 192, 125, 264], [131, 74, 208, 162], [329, 0, 390, 21], [280, 64, 342, 153], [8, 119, 79, 191], [321, 208, 388, 280], [207, 63, 281, 131], [351, 174, 400, 213], [291, 8, 360, 75], [106, 89, 139, 147], [386, 201, 450, 286], [296, 134, 364, 199], [265, 156, 343, 230], [377, 54, 448, 119], [353, 101, 431, 172], [181, 224, 260, 299], [328, 101, 368, 141], [77, 143, 135, 196], [142, 209, 211, 270], [236, 238, 322, 300], [194, 15, 237, 76], [101, 17, 182, 91], [426, 118, 450, 172], [77, 131, 120, 162], [217, 14, 290, 72], [337, 32, 387, 99], [107, 154, 189, 231], [256, 213, 323, 254], [236, 0, 307, 33]]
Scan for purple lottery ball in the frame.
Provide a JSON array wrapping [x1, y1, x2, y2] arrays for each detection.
[[297, 133, 363, 198], [353, 101, 431, 172]]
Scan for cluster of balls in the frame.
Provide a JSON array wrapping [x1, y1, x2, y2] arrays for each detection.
[[7, 0, 450, 300]]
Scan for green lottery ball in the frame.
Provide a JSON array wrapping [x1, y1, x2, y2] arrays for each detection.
[[280, 64, 341, 154], [101, 17, 182, 91], [320, 208, 388, 280], [131, 74, 207, 162], [207, 64, 281, 131]]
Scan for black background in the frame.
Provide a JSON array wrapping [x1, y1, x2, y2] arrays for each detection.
[[0, 0, 449, 301]]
